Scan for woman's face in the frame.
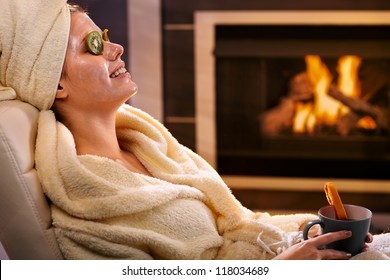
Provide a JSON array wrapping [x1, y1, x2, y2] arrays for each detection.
[[58, 12, 137, 111]]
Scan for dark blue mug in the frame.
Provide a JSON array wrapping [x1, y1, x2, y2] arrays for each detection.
[[303, 204, 372, 256]]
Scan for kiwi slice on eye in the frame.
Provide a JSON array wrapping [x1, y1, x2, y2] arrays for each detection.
[[85, 31, 103, 55]]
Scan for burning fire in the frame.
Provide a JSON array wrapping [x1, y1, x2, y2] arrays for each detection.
[[337, 55, 362, 115], [293, 55, 366, 134]]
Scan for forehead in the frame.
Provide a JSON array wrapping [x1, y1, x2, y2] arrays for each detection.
[[70, 12, 101, 38]]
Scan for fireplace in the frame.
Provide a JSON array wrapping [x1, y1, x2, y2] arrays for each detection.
[[195, 11, 390, 192]]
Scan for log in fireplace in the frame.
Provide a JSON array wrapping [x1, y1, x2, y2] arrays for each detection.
[[195, 11, 390, 191]]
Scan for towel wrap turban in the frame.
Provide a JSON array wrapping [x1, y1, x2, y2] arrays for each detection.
[[0, 0, 70, 110]]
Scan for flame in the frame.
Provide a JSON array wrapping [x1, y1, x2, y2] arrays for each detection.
[[337, 55, 361, 98], [293, 55, 363, 134], [293, 102, 316, 134], [305, 55, 340, 125], [357, 116, 376, 130], [337, 55, 362, 115]]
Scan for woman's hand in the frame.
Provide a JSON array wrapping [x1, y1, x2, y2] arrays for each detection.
[[361, 233, 373, 252], [273, 230, 353, 260]]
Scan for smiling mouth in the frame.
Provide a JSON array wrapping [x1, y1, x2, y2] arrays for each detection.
[[110, 67, 127, 78]]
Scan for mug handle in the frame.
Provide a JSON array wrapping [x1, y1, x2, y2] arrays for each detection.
[[303, 219, 324, 240]]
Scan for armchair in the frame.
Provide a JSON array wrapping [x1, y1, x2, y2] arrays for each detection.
[[0, 100, 62, 259]]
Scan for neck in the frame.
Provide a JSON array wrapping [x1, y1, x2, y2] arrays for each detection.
[[62, 110, 122, 159]]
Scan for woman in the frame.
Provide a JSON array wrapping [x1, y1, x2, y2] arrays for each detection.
[[0, 0, 374, 260]]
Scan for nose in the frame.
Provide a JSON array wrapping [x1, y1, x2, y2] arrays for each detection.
[[104, 41, 124, 61]]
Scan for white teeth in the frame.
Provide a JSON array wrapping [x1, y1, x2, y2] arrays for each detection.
[[110, 67, 127, 78]]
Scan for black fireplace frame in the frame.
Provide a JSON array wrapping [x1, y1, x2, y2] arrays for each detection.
[[214, 24, 390, 179], [195, 11, 390, 191]]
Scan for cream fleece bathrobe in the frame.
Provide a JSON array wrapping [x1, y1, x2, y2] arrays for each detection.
[[35, 104, 319, 260], [35, 104, 390, 260]]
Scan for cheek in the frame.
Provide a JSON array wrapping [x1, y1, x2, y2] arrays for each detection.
[[64, 58, 111, 103], [69, 59, 108, 83]]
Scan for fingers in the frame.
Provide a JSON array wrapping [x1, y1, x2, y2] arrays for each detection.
[[365, 233, 373, 243], [361, 233, 373, 252], [321, 248, 351, 260], [305, 231, 353, 259], [308, 230, 352, 248], [361, 244, 370, 252]]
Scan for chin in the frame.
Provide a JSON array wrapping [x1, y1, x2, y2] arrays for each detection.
[[128, 84, 138, 98]]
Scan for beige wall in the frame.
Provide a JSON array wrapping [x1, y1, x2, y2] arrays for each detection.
[[128, 0, 163, 121]]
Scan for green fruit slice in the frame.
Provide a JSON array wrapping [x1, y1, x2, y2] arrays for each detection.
[[86, 31, 103, 55]]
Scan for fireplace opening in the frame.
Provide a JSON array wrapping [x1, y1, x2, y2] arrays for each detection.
[[215, 25, 390, 179]]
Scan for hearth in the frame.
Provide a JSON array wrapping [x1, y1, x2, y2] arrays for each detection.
[[215, 24, 390, 179], [195, 11, 390, 191]]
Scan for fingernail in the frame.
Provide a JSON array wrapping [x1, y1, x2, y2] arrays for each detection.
[[345, 231, 352, 236]]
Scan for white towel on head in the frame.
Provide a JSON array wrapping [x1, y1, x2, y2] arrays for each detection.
[[0, 0, 70, 110]]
